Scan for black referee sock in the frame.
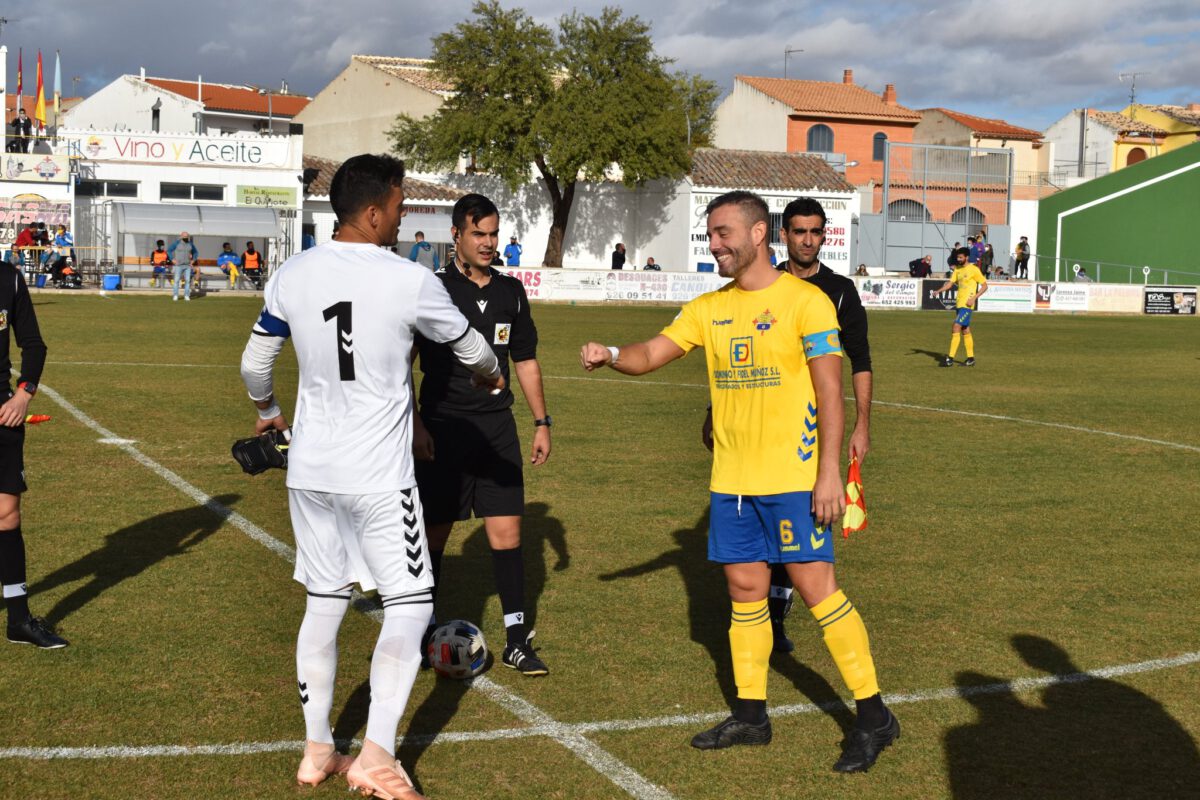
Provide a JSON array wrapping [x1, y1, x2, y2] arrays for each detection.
[[429, 549, 444, 605], [0, 527, 31, 624], [491, 545, 528, 646]]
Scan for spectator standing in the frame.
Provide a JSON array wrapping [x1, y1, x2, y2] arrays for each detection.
[[167, 232, 198, 302], [1014, 236, 1030, 279], [241, 241, 265, 290], [947, 243, 960, 270], [855, 264, 869, 276], [35, 223, 51, 268], [217, 242, 242, 289], [611, 242, 626, 270], [503, 236, 523, 267], [8, 110, 31, 154], [969, 236, 985, 266], [408, 231, 439, 271], [13, 223, 36, 272], [980, 244, 994, 276]]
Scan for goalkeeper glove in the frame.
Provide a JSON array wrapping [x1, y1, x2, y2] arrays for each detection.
[[231, 428, 290, 475]]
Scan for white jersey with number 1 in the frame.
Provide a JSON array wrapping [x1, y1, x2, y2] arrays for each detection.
[[253, 240, 471, 494]]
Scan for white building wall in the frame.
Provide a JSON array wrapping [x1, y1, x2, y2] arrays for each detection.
[[1009, 199, 1039, 263], [714, 81, 790, 152], [1044, 110, 1114, 182], [64, 76, 203, 134]]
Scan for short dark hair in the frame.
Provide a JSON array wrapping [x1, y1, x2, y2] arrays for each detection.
[[329, 154, 406, 221], [781, 197, 827, 230], [156, 239, 165, 246], [222, 242, 231, 248], [414, 231, 425, 239], [955, 246, 970, 259], [705, 190, 769, 229], [452, 193, 500, 231]]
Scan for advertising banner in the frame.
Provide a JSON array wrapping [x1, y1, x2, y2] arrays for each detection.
[[0, 194, 71, 243], [921, 279, 956, 311], [1034, 282, 1089, 312], [237, 185, 298, 209], [56, 129, 300, 169], [1085, 284, 1142, 314], [1143, 286, 1198, 315], [857, 277, 920, 309], [1, 154, 70, 184], [976, 282, 1033, 314]]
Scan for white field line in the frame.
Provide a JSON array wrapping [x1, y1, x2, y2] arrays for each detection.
[[30, 383, 675, 800], [5, 650, 1197, 761]]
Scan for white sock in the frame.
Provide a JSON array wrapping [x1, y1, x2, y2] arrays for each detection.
[[296, 592, 350, 744], [364, 597, 432, 753]]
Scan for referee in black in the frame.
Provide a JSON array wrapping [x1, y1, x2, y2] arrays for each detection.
[[0, 260, 66, 648], [413, 193, 551, 676], [703, 196, 872, 653]]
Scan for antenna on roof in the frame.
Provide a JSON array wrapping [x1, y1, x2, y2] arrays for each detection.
[[0, 18, 15, 40], [783, 46, 804, 79], [1118, 72, 1149, 119]]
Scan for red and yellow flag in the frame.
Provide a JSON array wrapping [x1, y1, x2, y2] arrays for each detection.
[[842, 457, 867, 537], [33, 51, 46, 127], [16, 48, 22, 98]]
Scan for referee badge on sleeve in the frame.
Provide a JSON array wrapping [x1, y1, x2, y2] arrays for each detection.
[[494, 323, 511, 345]]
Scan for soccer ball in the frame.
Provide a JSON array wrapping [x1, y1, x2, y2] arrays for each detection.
[[427, 620, 489, 679]]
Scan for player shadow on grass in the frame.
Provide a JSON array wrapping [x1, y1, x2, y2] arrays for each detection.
[[25, 494, 240, 629], [908, 348, 949, 363], [598, 510, 853, 732], [332, 502, 569, 787], [945, 634, 1200, 799]]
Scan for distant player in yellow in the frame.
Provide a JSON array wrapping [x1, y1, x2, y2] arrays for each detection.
[[580, 191, 898, 773], [936, 246, 988, 367]]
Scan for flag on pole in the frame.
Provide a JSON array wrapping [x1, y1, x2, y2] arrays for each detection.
[[53, 51, 61, 116], [841, 457, 868, 537], [16, 48, 22, 99], [34, 51, 46, 127]]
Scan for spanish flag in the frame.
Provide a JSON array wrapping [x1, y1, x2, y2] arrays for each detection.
[[842, 457, 867, 537], [34, 51, 46, 127]]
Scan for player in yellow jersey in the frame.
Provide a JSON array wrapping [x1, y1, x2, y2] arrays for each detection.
[[580, 191, 898, 773], [936, 247, 989, 367]]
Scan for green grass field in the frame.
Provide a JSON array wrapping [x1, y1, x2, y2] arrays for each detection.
[[3, 292, 1198, 800]]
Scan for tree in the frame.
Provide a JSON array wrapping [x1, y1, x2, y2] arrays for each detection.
[[390, 2, 718, 267]]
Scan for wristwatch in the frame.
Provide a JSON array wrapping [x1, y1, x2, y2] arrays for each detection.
[[534, 416, 552, 428], [17, 381, 35, 396]]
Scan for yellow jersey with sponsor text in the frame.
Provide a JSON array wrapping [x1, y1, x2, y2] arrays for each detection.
[[661, 272, 842, 495], [951, 264, 987, 308]]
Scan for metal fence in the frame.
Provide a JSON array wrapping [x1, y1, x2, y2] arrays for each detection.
[[1032, 254, 1200, 286]]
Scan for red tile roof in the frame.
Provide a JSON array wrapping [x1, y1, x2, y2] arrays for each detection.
[[690, 148, 856, 193], [1144, 104, 1200, 128], [925, 108, 1042, 141], [5, 95, 83, 120], [737, 75, 921, 123], [303, 154, 466, 201], [1086, 109, 1166, 135], [352, 56, 455, 94], [144, 78, 310, 116]]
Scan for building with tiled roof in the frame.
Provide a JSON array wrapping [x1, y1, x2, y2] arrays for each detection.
[[714, 69, 921, 188], [1044, 107, 1182, 182], [914, 108, 1051, 194], [63, 71, 308, 136], [689, 148, 855, 193], [295, 56, 453, 163]]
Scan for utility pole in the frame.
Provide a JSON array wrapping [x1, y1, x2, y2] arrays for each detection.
[[783, 47, 804, 79], [1118, 72, 1149, 119]]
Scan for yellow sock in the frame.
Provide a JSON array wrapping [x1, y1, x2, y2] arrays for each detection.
[[729, 600, 772, 701], [811, 590, 880, 700], [949, 332, 961, 358], [963, 332, 974, 358]]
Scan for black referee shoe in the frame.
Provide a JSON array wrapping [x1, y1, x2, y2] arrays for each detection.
[[833, 709, 900, 773], [7, 616, 69, 649], [691, 715, 772, 750]]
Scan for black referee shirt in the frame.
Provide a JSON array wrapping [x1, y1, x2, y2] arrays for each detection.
[[0, 263, 46, 393], [787, 263, 872, 375], [416, 264, 538, 416]]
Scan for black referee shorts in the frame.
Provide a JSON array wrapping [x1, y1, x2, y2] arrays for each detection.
[[415, 410, 524, 524], [0, 423, 27, 495]]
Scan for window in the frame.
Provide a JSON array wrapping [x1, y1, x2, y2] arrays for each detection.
[[76, 179, 138, 198], [951, 206, 986, 226], [887, 199, 930, 222], [160, 183, 224, 202], [807, 124, 834, 153], [873, 132, 888, 161]]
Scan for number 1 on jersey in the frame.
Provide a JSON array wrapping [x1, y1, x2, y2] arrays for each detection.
[[322, 301, 355, 381]]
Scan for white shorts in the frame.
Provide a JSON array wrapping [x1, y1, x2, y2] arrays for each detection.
[[288, 487, 434, 596]]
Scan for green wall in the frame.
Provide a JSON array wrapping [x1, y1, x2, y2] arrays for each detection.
[[1037, 141, 1200, 283]]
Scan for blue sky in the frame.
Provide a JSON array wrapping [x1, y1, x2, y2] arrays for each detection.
[[9, 0, 1198, 132]]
